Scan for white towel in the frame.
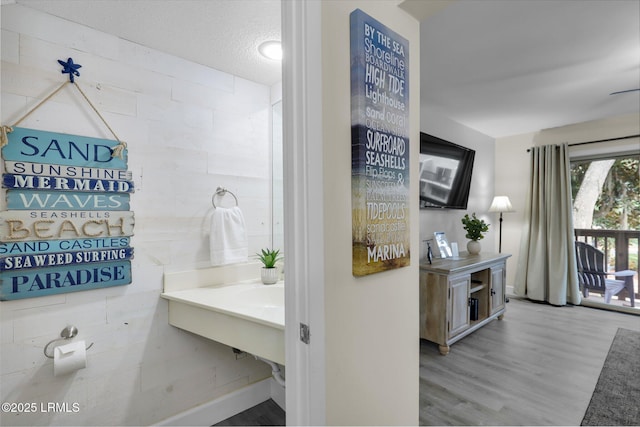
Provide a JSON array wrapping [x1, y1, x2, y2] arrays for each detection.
[[209, 206, 248, 266]]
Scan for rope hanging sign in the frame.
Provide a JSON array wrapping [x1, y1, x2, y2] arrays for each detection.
[[0, 58, 135, 300], [0, 58, 127, 158]]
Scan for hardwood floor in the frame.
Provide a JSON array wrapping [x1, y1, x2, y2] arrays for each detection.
[[213, 298, 638, 426], [213, 399, 285, 426], [419, 297, 640, 426]]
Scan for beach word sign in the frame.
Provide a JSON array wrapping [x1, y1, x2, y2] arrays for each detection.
[[350, 9, 411, 276], [1, 127, 135, 300]]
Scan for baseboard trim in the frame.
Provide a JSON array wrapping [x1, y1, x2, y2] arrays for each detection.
[[154, 378, 272, 426], [270, 378, 286, 411]]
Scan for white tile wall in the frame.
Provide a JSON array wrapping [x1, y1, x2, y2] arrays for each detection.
[[0, 4, 274, 425]]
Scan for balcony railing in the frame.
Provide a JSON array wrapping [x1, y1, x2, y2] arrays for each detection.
[[574, 228, 640, 301]]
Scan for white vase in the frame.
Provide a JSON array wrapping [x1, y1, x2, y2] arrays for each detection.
[[261, 267, 279, 285], [467, 240, 481, 255]]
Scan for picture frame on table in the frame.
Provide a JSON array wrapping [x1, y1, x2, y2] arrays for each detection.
[[434, 231, 453, 258]]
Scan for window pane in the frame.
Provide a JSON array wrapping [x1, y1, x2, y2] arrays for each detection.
[[571, 156, 639, 230]]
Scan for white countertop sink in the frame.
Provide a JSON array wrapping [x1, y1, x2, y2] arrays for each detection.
[[161, 279, 285, 365]]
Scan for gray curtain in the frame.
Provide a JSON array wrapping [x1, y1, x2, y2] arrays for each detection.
[[514, 144, 581, 305]]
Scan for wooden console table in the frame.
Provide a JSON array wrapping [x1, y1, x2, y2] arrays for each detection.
[[420, 252, 511, 355]]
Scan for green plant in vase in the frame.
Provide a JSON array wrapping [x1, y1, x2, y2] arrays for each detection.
[[461, 213, 489, 254], [256, 248, 282, 284]]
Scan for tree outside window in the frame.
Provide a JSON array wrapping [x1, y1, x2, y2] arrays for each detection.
[[572, 157, 639, 231]]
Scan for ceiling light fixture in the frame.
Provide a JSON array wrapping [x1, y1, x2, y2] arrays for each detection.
[[258, 41, 282, 61]]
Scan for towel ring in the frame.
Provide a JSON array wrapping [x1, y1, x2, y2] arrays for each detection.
[[212, 187, 238, 208]]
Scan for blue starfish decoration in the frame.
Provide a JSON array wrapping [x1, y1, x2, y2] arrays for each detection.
[[57, 57, 82, 83]]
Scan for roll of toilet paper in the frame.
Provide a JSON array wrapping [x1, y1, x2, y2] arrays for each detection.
[[54, 340, 87, 376]]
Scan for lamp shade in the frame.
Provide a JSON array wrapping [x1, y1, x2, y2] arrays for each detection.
[[489, 196, 514, 213]]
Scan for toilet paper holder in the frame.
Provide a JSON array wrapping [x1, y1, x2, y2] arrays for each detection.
[[44, 326, 94, 359]]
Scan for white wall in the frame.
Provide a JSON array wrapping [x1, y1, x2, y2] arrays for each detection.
[[321, 2, 420, 425], [495, 112, 640, 286], [0, 4, 272, 425], [419, 105, 497, 259], [420, 109, 639, 287]]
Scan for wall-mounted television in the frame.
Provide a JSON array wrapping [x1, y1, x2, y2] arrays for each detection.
[[419, 132, 475, 209]]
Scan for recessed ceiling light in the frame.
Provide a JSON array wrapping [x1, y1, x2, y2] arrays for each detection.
[[258, 41, 282, 61]]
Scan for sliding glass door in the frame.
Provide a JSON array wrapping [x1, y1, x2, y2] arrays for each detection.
[[571, 154, 639, 313]]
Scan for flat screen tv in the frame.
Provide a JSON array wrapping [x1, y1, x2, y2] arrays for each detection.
[[419, 132, 475, 209]]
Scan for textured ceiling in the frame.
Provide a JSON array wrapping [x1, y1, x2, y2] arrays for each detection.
[[414, 0, 640, 137], [12, 0, 282, 86], [7, 0, 640, 138]]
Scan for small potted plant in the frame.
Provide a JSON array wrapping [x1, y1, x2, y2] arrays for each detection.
[[461, 213, 489, 255], [256, 248, 282, 285]]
